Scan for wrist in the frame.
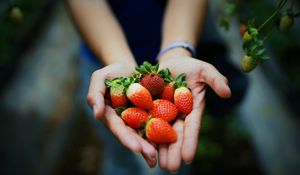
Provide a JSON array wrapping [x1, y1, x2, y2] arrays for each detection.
[[158, 47, 191, 65], [158, 47, 192, 61], [157, 41, 197, 63]]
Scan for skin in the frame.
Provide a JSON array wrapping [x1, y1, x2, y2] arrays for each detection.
[[67, 0, 231, 173]]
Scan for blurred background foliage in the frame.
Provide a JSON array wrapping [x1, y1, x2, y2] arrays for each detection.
[[0, 0, 54, 91], [0, 0, 299, 175], [193, 114, 262, 174], [218, 0, 300, 115]]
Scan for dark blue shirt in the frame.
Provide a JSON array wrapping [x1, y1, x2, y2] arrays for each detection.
[[81, 0, 166, 66]]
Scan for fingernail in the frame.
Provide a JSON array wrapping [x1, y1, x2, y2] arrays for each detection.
[[185, 161, 192, 165], [134, 152, 139, 155], [133, 150, 141, 155], [150, 155, 156, 161]]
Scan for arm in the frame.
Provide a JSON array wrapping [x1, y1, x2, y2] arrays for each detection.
[[161, 0, 207, 50], [66, 0, 136, 67], [66, 0, 157, 167], [158, 0, 231, 173]]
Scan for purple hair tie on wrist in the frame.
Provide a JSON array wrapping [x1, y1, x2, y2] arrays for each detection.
[[156, 41, 197, 60]]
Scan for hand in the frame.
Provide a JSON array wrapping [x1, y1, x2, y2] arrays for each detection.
[[86, 62, 157, 168], [157, 48, 231, 172]]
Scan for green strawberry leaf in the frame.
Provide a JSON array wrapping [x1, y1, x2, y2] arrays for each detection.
[[175, 73, 186, 83], [256, 39, 264, 46], [260, 56, 270, 60], [135, 66, 141, 72], [174, 73, 187, 89], [158, 68, 174, 83], [225, 3, 236, 15], [256, 48, 266, 56], [115, 106, 126, 116], [250, 44, 258, 52], [105, 79, 113, 87]]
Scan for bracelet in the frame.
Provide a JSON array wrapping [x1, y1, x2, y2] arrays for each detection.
[[156, 41, 197, 60]]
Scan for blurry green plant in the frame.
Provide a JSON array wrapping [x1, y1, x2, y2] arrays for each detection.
[[219, 0, 299, 73]]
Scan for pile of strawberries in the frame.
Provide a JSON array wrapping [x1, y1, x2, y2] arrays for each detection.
[[105, 62, 193, 144]]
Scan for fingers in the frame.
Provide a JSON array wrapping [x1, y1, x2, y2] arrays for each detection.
[[104, 106, 158, 168], [166, 119, 184, 173], [182, 88, 205, 164], [200, 62, 231, 98], [132, 131, 157, 168], [104, 106, 142, 153], [158, 144, 168, 169], [87, 70, 107, 119]]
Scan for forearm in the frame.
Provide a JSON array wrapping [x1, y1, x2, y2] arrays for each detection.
[[161, 0, 208, 50], [66, 0, 136, 67]]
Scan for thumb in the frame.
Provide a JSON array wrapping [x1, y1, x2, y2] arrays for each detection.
[[86, 70, 107, 120]]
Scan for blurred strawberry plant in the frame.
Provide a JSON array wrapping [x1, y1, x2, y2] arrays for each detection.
[[219, 0, 299, 73], [0, 0, 54, 91]]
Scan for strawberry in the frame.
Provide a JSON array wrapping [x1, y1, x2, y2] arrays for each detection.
[[243, 27, 258, 44], [158, 68, 175, 102], [126, 83, 153, 110], [105, 77, 127, 108], [174, 87, 193, 115], [279, 12, 294, 32], [149, 99, 178, 122], [241, 55, 258, 72], [242, 31, 252, 43], [160, 82, 175, 102], [136, 61, 164, 96], [173, 74, 193, 115], [117, 107, 149, 129], [145, 118, 177, 144], [9, 6, 23, 25]]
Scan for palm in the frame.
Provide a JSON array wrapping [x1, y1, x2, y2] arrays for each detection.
[[87, 63, 157, 167], [158, 56, 231, 171]]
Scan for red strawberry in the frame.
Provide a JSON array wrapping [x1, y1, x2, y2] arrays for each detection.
[[117, 107, 149, 129], [172, 73, 193, 115], [140, 74, 165, 96], [158, 68, 175, 101], [145, 118, 177, 144], [149, 99, 178, 122], [126, 83, 153, 109], [160, 82, 174, 102], [105, 78, 127, 108], [136, 61, 164, 96], [174, 87, 193, 115]]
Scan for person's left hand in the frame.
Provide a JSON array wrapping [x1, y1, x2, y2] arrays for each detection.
[[157, 48, 231, 173]]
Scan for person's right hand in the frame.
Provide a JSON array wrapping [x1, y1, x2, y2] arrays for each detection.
[[86, 62, 157, 167]]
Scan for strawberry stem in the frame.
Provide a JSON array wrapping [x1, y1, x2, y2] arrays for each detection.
[[158, 68, 174, 83], [115, 106, 127, 116], [105, 79, 113, 87], [257, 0, 287, 31], [174, 73, 187, 89], [142, 115, 152, 128], [136, 61, 161, 76]]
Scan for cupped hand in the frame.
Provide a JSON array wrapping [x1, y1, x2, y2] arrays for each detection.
[[158, 51, 231, 172], [86, 62, 157, 168]]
